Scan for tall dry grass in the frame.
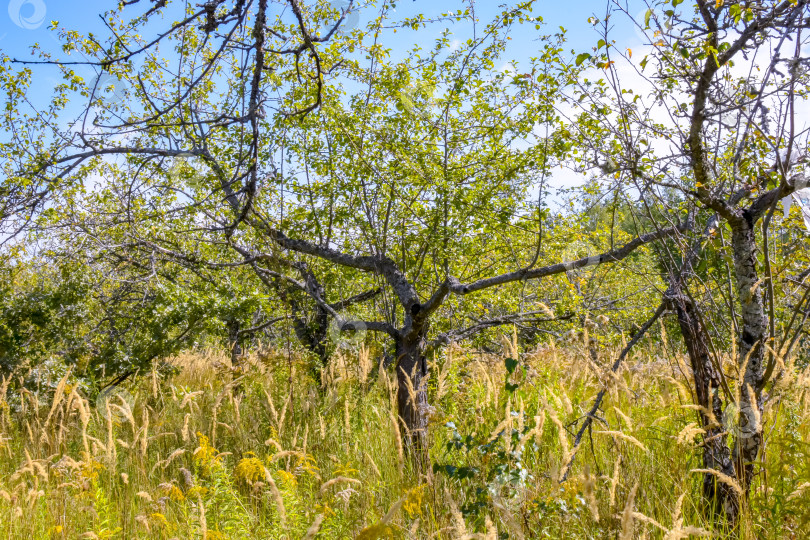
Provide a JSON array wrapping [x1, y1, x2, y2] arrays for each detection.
[[0, 340, 808, 538]]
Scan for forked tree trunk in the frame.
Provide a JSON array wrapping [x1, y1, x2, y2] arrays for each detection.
[[395, 327, 430, 448], [667, 218, 768, 523], [667, 288, 738, 520]]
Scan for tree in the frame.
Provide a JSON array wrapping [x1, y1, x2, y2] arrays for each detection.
[[2, 0, 386, 380], [268, 11, 686, 443], [567, 0, 810, 521], [6, 0, 685, 448]]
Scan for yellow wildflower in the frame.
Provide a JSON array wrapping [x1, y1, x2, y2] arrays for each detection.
[[403, 485, 425, 518], [80, 457, 104, 481], [333, 461, 358, 478], [315, 503, 336, 518], [234, 457, 265, 484], [193, 433, 221, 473], [276, 469, 298, 489], [150, 513, 170, 529], [159, 483, 185, 502], [296, 454, 320, 477], [357, 523, 398, 540], [186, 486, 209, 499]]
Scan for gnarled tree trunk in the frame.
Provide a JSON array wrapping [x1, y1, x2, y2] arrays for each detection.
[[395, 326, 430, 449], [665, 217, 768, 523], [667, 287, 737, 520]]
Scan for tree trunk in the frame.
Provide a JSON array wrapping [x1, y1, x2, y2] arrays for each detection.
[[665, 219, 767, 522], [729, 221, 766, 489], [226, 318, 244, 396], [667, 288, 738, 520], [227, 318, 243, 371], [270, 273, 331, 384], [395, 327, 430, 449], [290, 305, 330, 384]]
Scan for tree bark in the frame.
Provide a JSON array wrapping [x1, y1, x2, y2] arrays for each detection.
[[395, 326, 430, 449], [227, 318, 243, 371], [729, 221, 766, 489], [226, 317, 245, 396], [667, 287, 738, 520], [664, 217, 767, 522]]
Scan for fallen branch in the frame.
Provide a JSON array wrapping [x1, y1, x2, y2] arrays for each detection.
[[560, 300, 666, 481]]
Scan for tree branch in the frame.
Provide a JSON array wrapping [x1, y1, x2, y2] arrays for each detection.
[[452, 223, 688, 295], [561, 300, 667, 481]]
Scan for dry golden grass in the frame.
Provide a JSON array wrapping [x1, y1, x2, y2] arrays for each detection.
[[0, 340, 808, 538]]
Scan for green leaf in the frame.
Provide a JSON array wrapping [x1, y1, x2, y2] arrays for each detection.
[[575, 52, 591, 66], [597, 39, 606, 50], [744, 8, 753, 22], [729, 4, 742, 23], [644, 9, 653, 27], [505, 357, 518, 374]]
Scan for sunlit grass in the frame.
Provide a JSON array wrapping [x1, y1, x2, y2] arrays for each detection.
[[0, 339, 808, 538]]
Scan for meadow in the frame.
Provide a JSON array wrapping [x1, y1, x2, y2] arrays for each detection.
[[1, 333, 809, 539]]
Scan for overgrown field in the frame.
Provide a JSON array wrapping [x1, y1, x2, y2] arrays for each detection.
[[1, 337, 809, 539]]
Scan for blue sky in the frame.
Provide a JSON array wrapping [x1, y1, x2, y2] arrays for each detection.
[[0, 1, 644, 70], [0, 0, 649, 196]]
